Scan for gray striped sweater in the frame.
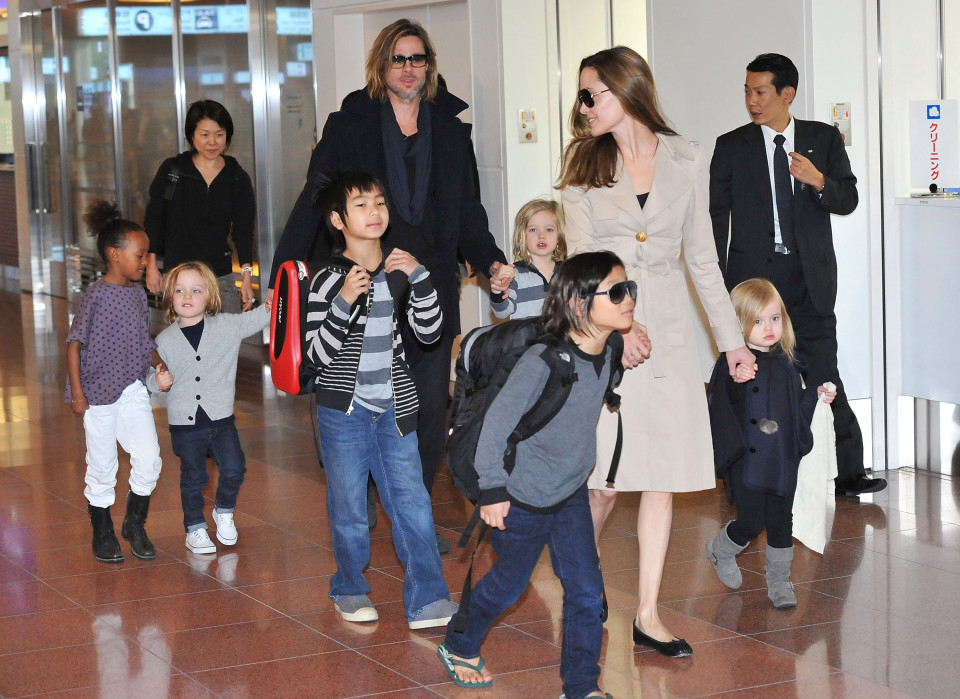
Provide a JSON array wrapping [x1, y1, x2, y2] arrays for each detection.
[[304, 253, 442, 436]]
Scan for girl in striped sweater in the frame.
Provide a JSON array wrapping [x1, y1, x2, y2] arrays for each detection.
[[304, 171, 457, 630], [491, 198, 567, 319]]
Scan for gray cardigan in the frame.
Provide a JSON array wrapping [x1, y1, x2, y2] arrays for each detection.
[[151, 305, 269, 425]]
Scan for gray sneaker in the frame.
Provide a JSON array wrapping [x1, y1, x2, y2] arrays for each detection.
[[408, 598, 458, 630], [333, 594, 378, 622]]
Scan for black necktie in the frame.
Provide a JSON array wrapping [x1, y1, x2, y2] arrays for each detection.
[[773, 134, 796, 251]]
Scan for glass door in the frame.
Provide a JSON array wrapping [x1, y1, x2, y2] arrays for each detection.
[[20, 9, 67, 297]]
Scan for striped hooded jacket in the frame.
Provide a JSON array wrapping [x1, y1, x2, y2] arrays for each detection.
[[304, 251, 442, 436]]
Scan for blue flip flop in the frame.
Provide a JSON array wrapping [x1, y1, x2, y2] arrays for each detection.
[[437, 643, 493, 689]]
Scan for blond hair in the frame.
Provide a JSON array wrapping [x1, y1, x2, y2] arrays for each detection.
[[511, 199, 567, 264], [729, 278, 796, 361], [365, 19, 438, 103], [161, 262, 222, 324]]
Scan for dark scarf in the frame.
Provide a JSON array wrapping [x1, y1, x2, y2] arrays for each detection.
[[381, 100, 432, 226]]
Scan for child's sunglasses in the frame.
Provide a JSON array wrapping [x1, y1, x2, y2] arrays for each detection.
[[583, 280, 637, 304]]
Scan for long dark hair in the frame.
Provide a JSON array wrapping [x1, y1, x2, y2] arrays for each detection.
[[558, 46, 677, 191], [542, 251, 625, 341], [82, 199, 143, 265]]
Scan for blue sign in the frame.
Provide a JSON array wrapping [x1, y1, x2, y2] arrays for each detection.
[[928, 105, 942, 119]]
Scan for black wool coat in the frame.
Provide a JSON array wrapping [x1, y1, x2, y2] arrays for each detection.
[[707, 349, 818, 499]]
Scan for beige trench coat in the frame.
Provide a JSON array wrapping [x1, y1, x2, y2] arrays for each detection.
[[562, 134, 744, 492]]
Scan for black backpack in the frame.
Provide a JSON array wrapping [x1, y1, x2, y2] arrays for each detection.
[[446, 317, 624, 632]]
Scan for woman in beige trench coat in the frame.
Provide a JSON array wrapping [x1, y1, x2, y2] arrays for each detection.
[[558, 46, 756, 657]]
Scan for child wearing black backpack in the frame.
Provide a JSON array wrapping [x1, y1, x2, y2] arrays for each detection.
[[437, 251, 635, 699], [304, 171, 457, 630]]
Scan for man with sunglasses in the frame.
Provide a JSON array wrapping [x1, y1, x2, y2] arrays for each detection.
[[709, 53, 885, 498], [269, 18, 513, 554]]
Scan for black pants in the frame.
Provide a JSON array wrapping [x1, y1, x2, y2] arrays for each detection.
[[726, 461, 794, 549], [763, 253, 866, 482], [402, 324, 456, 494]]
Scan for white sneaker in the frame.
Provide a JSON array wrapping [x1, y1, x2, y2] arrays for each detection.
[[185, 528, 217, 554], [213, 510, 238, 546]]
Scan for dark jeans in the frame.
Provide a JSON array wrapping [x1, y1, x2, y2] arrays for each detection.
[[171, 422, 246, 532], [444, 485, 603, 699], [402, 324, 456, 493], [764, 253, 866, 482], [727, 461, 795, 549]]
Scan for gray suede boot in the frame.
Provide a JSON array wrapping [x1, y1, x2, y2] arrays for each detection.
[[705, 522, 748, 589], [765, 544, 797, 608]]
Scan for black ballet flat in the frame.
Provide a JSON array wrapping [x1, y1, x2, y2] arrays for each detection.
[[632, 622, 692, 658]]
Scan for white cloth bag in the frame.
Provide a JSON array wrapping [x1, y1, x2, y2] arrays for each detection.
[[792, 382, 838, 554]]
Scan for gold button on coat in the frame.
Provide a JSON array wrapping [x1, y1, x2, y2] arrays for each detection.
[[635, 231, 647, 242]]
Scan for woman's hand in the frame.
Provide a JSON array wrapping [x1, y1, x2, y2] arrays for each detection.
[[339, 265, 370, 305], [726, 345, 757, 383], [817, 385, 837, 404], [480, 501, 511, 530], [145, 254, 163, 295], [622, 321, 652, 368], [240, 276, 254, 311], [384, 249, 420, 277]]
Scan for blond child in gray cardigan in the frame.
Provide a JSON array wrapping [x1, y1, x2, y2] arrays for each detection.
[[150, 261, 268, 554]]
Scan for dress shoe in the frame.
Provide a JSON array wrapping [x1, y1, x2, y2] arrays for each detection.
[[632, 622, 692, 658], [835, 475, 887, 498]]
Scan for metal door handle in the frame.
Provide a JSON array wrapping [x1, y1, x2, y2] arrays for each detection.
[[40, 142, 52, 213], [26, 142, 39, 213]]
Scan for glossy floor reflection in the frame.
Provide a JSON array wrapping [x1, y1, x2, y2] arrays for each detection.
[[0, 288, 955, 697]]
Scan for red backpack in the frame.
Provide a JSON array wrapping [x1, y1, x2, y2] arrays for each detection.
[[269, 260, 318, 395]]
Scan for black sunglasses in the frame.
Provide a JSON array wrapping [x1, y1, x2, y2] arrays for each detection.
[[578, 87, 610, 108], [390, 54, 428, 68], [583, 280, 637, 305]]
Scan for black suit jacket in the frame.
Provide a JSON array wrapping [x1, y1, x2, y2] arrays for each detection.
[[709, 119, 857, 316], [268, 88, 506, 335]]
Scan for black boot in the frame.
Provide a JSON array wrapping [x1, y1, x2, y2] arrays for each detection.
[[88, 504, 124, 563], [121, 492, 156, 560]]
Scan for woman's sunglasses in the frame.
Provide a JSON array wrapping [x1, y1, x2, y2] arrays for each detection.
[[583, 280, 637, 305], [578, 87, 610, 108]]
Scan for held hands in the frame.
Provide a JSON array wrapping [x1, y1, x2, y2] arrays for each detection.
[[339, 265, 370, 305], [622, 321, 652, 369], [155, 362, 173, 392], [489, 261, 515, 296], [240, 277, 255, 312], [788, 151, 825, 193], [727, 345, 758, 383], [480, 501, 511, 530], [384, 249, 420, 277]]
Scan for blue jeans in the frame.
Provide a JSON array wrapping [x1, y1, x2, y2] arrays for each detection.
[[444, 484, 603, 699], [316, 403, 449, 618], [171, 422, 246, 532]]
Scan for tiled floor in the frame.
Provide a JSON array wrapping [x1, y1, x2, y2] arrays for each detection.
[[0, 287, 957, 698]]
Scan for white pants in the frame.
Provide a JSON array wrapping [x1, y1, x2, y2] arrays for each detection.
[[83, 381, 163, 507]]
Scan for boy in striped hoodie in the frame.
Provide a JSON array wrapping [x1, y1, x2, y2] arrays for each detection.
[[304, 170, 456, 630]]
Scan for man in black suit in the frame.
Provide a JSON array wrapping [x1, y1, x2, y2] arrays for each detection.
[[710, 53, 885, 497]]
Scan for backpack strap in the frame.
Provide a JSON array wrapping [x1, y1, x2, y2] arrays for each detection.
[[163, 162, 180, 202], [601, 332, 625, 487]]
